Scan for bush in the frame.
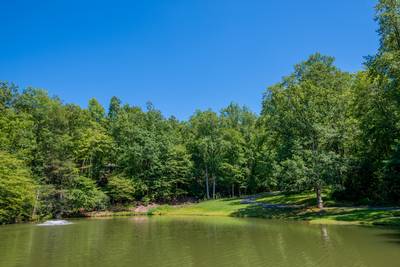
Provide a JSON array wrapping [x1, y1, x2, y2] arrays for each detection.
[[105, 176, 136, 204], [0, 151, 36, 224], [66, 176, 109, 213], [37, 177, 108, 218]]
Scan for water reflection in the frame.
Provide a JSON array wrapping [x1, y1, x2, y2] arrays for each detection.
[[377, 230, 400, 245], [128, 216, 149, 223], [37, 220, 72, 226], [0, 217, 399, 267], [320, 225, 330, 242]]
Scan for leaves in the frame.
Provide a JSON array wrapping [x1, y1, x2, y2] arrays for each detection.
[[0, 151, 36, 224]]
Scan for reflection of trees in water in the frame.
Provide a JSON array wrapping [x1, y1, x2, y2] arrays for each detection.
[[128, 216, 149, 223], [276, 232, 287, 262], [0, 225, 35, 266], [2, 219, 400, 267], [320, 225, 330, 243]]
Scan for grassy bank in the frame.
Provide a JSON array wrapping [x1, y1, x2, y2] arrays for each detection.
[[148, 192, 400, 226]]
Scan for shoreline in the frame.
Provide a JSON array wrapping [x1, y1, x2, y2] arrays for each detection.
[[79, 192, 400, 227], [78, 208, 399, 227], [4, 192, 398, 227]]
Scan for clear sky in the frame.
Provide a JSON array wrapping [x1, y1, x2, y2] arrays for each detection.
[[1, 0, 378, 120]]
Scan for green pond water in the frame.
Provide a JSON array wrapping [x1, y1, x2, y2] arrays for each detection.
[[0, 216, 399, 267]]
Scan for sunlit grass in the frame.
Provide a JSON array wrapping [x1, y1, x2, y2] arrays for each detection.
[[256, 191, 317, 206], [149, 198, 248, 216], [148, 192, 400, 226]]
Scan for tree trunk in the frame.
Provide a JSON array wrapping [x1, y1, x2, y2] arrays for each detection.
[[31, 189, 40, 219], [89, 154, 92, 179], [205, 167, 210, 199], [212, 174, 216, 199], [231, 184, 234, 198], [315, 186, 323, 209], [57, 191, 64, 219]]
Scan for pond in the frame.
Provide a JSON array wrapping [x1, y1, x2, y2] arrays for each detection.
[[0, 216, 399, 267]]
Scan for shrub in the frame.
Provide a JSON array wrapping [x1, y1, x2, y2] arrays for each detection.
[[66, 176, 109, 213], [105, 176, 136, 204], [0, 151, 36, 224]]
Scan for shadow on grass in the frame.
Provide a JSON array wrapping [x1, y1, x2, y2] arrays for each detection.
[[231, 204, 302, 219], [230, 203, 400, 226], [227, 200, 244, 206], [255, 191, 318, 206], [328, 210, 389, 221], [220, 197, 242, 202], [292, 208, 400, 224]]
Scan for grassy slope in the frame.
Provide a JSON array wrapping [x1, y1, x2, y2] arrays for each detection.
[[149, 192, 400, 226], [150, 199, 249, 217]]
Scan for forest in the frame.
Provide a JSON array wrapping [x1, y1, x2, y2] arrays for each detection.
[[1, 0, 400, 224]]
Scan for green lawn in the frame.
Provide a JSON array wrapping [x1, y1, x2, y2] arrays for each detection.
[[148, 192, 400, 226], [149, 198, 249, 217], [256, 191, 321, 206]]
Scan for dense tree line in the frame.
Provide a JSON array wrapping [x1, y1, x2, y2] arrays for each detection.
[[1, 0, 400, 223]]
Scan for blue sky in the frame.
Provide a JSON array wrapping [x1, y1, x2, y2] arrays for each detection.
[[1, 0, 378, 120]]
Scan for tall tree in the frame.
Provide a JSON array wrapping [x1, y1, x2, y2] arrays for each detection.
[[189, 110, 222, 199], [108, 96, 121, 119], [261, 54, 352, 208], [88, 98, 105, 123]]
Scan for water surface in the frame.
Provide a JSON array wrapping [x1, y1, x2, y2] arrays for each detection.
[[0, 216, 399, 267]]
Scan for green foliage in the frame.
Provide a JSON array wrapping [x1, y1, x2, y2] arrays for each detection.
[[108, 96, 121, 119], [88, 98, 105, 123], [260, 53, 352, 207], [156, 144, 193, 201], [0, 151, 36, 224], [75, 125, 114, 181], [0, 82, 18, 110], [65, 176, 108, 213], [341, 1, 400, 203], [106, 176, 136, 204]]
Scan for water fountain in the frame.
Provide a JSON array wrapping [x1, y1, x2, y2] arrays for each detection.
[[37, 220, 72, 226]]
